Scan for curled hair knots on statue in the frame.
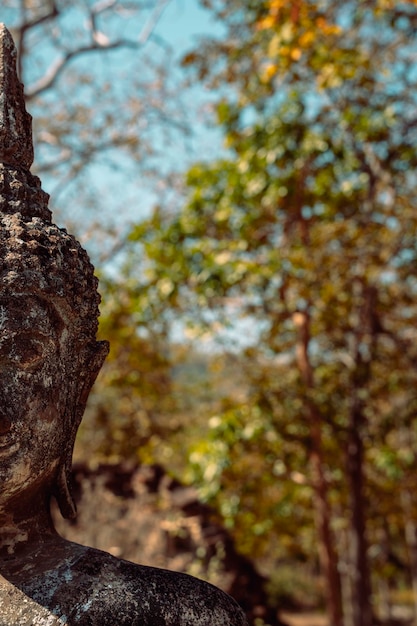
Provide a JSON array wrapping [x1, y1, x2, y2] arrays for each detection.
[[0, 213, 101, 342], [0, 23, 101, 343], [0, 163, 51, 221]]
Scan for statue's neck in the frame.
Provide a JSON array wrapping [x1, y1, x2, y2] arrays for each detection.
[[0, 488, 57, 561]]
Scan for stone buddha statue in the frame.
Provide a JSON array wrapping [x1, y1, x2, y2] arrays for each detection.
[[0, 23, 248, 626]]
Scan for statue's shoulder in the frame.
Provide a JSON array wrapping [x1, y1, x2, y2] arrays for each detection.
[[21, 546, 248, 626]]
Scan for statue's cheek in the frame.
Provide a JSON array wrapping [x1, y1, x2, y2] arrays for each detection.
[[39, 405, 60, 426], [26, 377, 62, 420]]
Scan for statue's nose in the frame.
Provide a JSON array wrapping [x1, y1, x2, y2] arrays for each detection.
[[0, 416, 12, 436]]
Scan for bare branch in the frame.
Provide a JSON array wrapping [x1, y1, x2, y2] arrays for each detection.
[[86, 0, 118, 46], [92, 0, 119, 13], [23, 0, 173, 100], [138, 0, 171, 45], [16, 2, 59, 78], [25, 39, 138, 99]]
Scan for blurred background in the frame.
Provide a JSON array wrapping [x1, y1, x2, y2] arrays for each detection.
[[6, 1, 417, 625]]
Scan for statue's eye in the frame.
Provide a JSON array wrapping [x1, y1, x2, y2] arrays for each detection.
[[12, 336, 46, 367], [0, 334, 51, 370]]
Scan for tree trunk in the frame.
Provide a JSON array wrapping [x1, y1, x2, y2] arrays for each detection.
[[338, 523, 354, 626], [346, 283, 377, 626], [310, 436, 344, 626], [293, 310, 344, 626], [346, 399, 372, 626], [401, 490, 417, 626]]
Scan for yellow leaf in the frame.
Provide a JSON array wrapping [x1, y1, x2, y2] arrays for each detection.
[[291, 47, 302, 60], [266, 0, 285, 15], [268, 33, 281, 57], [299, 31, 315, 47], [262, 63, 278, 81], [316, 16, 342, 36], [326, 24, 342, 35], [269, 0, 285, 9], [256, 15, 276, 31]]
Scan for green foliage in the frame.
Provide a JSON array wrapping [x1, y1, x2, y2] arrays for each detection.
[[119, 0, 417, 615], [66, 0, 417, 619], [78, 297, 173, 464], [265, 564, 324, 610]]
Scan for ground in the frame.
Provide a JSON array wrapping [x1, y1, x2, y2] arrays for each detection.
[[280, 613, 328, 626]]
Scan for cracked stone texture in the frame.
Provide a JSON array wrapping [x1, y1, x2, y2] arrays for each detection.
[[0, 544, 248, 626], [0, 22, 248, 626], [0, 23, 33, 170]]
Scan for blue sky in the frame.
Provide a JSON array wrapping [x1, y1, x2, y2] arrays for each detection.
[[157, 0, 219, 53], [17, 0, 224, 262], [86, 0, 225, 262]]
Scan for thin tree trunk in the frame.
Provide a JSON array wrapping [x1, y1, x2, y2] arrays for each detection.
[[346, 399, 372, 626], [339, 523, 354, 626], [346, 282, 377, 626], [401, 490, 417, 626], [310, 435, 344, 626], [293, 310, 344, 626], [377, 524, 394, 623]]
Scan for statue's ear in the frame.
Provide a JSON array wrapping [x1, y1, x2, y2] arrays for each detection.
[[54, 340, 109, 520], [78, 340, 109, 407]]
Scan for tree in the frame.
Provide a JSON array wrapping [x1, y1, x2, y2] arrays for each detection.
[[127, 2, 417, 625], [77, 273, 177, 464], [5, 0, 187, 261]]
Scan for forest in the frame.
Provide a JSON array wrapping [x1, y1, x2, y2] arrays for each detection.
[[6, 1, 417, 625]]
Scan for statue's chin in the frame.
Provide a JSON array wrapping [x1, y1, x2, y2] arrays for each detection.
[[0, 456, 58, 504]]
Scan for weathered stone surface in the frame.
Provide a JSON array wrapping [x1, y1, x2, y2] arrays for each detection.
[[54, 462, 284, 626], [0, 23, 248, 626], [0, 541, 247, 626], [0, 24, 33, 170], [0, 22, 50, 221]]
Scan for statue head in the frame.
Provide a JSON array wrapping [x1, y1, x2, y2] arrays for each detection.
[[0, 24, 109, 520]]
